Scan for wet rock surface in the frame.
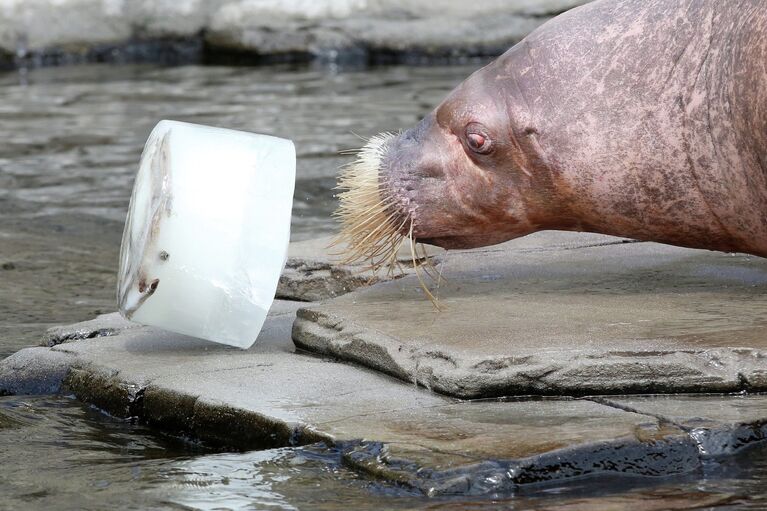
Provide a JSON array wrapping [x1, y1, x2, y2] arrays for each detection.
[[278, 236, 442, 301], [0, 347, 72, 395], [0, 0, 591, 68], [600, 394, 767, 458], [292, 231, 767, 398], [2, 230, 766, 495], [334, 399, 700, 495], [44, 312, 135, 347], [1, 294, 766, 495]]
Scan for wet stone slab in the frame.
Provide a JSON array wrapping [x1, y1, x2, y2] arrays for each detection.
[[327, 398, 699, 494], [2, 303, 767, 495], [600, 394, 767, 457], [292, 231, 767, 399]]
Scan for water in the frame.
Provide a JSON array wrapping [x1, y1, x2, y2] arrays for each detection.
[[1, 394, 766, 510], [1, 63, 766, 510]]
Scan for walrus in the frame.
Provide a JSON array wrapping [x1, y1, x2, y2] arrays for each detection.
[[336, 0, 767, 275]]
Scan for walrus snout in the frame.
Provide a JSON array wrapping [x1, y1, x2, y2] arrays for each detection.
[[383, 115, 447, 180], [379, 107, 538, 251], [380, 113, 464, 242]]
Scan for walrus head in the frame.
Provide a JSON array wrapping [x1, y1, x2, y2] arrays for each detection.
[[336, 62, 563, 270]]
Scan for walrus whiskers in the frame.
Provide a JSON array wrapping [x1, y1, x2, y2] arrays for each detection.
[[333, 132, 443, 307], [332, 132, 404, 271], [409, 220, 443, 310]]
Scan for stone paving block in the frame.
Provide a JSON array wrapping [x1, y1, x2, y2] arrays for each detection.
[[292, 232, 767, 398]]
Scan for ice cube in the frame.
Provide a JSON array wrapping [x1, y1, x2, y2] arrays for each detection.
[[117, 120, 296, 348]]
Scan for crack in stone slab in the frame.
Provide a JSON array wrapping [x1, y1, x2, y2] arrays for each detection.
[[592, 394, 767, 458], [587, 397, 677, 424]]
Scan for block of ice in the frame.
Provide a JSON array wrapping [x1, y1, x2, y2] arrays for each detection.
[[117, 120, 296, 348]]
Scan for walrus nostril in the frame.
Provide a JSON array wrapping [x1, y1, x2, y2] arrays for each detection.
[[418, 165, 443, 179]]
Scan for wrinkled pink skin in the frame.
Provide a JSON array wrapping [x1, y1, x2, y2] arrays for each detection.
[[382, 0, 767, 256]]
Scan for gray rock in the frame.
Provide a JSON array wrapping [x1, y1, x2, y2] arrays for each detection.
[[126, 0, 225, 39], [277, 236, 442, 301], [278, 258, 374, 302], [6, 295, 767, 493], [292, 231, 767, 398], [0, 0, 217, 53], [0, 307, 702, 492], [0, 347, 73, 395], [0, 0, 131, 55], [0, 0, 210, 67], [206, 7, 545, 59], [331, 398, 700, 493], [44, 312, 137, 347], [0, 0, 593, 67], [205, 0, 593, 60]]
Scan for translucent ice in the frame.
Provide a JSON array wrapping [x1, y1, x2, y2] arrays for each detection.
[[117, 120, 296, 348]]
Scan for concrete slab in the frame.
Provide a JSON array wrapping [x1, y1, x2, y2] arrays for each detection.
[[6, 304, 757, 495], [292, 232, 767, 398]]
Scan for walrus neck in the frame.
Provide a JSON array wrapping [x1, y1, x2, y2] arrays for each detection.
[[550, 165, 763, 256], [494, 1, 767, 258]]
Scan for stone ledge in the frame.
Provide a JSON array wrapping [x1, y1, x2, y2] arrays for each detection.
[[2, 303, 767, 495], [278, 231, 620, 302], [292, 231, 767, 398], [0, 0, 592, 69]]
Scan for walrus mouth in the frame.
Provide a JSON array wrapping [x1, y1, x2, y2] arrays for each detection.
[[333, 132, 443, 307]]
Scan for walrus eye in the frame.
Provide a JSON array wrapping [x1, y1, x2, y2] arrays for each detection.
[[465, 124, 492, 154]]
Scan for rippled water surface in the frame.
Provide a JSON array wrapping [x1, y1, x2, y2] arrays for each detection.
[[2, 394, 767, 511], [1, 64, 766, 510]]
